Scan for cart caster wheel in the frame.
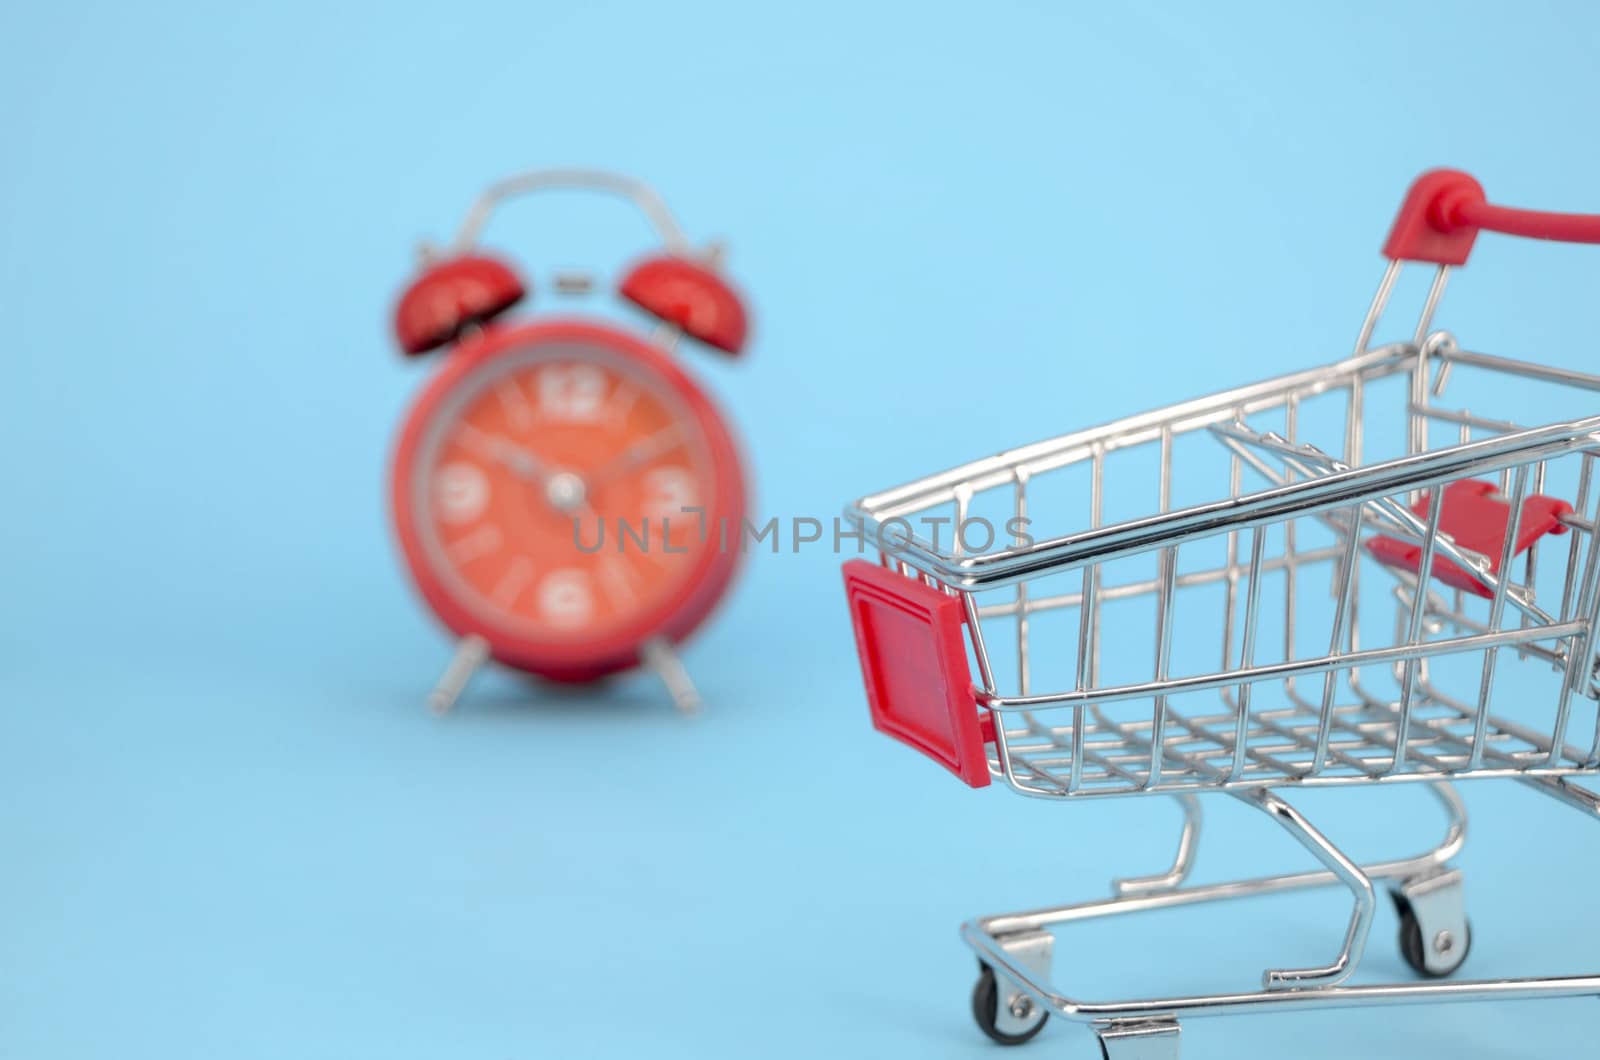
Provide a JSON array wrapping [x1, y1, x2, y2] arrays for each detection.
[[1398, 907, 1472, 978], [972, 963, 1048, 1045]]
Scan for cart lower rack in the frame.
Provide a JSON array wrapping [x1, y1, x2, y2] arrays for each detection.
[[842, 170, 1600, 1058]]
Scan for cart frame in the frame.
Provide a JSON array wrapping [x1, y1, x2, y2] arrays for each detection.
[[841, 170, 1600, 1057]]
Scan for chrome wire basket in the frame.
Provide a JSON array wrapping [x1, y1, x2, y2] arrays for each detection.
[[841, 169, 1600, 1057]]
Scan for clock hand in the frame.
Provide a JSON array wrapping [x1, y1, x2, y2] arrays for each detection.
[[459, 425, 607, 521], [587, 425, 686, 491], [492, 440, 550, 483], [458, 426, 552, 484]]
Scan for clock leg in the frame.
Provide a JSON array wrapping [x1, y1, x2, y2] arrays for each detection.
[[428, 634, 490, 715], [641, 638, 701, 715]]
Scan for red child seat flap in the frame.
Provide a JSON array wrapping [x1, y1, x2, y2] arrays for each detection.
[[1366, 479, 1573, 599], [842, 560, 992, 787]]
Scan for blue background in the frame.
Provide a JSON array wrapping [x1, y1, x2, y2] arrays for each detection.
[[4, 2, 1599, 1057]]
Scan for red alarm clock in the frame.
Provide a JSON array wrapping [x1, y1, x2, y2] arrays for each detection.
[[388, 170, 750, 715]]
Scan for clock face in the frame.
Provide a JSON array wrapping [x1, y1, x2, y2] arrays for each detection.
[[393, 321, 745, 678]]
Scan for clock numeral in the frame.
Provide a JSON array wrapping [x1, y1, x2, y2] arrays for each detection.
[[642, 466, 698, 522], [436, 462, 489, 524], [537, 363, 607, 422], [539, 569, 595, 628]]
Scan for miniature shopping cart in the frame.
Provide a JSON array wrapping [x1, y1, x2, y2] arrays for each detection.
[[841, 169, 1600, 1059]]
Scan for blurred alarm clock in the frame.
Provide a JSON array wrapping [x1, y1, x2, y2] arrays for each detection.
[[389, 169, 750, 715]]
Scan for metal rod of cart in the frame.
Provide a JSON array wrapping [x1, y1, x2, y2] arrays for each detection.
[[841, 170, 1600, 1058]]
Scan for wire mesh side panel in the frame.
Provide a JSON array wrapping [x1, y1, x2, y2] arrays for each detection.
[[864, 348, 1600, 800]]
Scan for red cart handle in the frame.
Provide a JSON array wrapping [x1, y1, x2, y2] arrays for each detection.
[[1384, 169, 1600, 266]]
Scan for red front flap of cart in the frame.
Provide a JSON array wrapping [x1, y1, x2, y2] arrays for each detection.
[[842, 560, 992, 788]]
